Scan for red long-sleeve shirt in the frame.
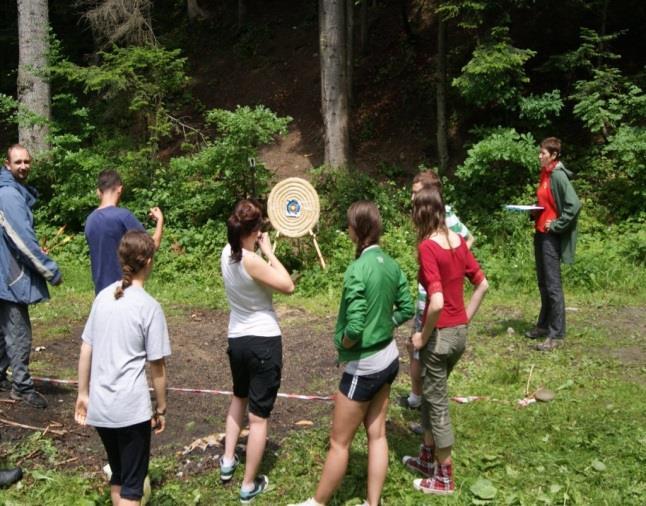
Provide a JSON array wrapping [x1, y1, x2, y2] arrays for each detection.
[[418, 237, 485, 329], [535, 160, 559, 233]]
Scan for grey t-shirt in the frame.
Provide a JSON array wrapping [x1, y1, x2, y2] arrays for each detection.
[[82, 282, 171, 428]]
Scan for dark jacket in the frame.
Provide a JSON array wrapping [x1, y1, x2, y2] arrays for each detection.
[[0, 167, 61, 304], [548, 163, 581, 264]]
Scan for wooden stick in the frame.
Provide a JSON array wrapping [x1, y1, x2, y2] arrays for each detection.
[[272, 231, 280, 253], [309, 230, 327, 269], [0, 417, 66, 436], [17, 448, 41, 466], [525, 364, 535, 397], [0, 399, 17, 404], [55, 456, 79, 466]]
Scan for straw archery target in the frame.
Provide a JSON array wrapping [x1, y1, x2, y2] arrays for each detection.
[[268, 177, 320, 238]]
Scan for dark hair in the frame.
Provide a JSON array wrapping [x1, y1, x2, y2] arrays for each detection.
[[413, 169, 442, 191], [412, 187, 448, 243], [347, 201, 382, 258], [114, 231, 155, 299], [227, 199, 263, 263], [97, 170, 122, 192], [540, 137, 561, 160], [6, 143, 29, 162]]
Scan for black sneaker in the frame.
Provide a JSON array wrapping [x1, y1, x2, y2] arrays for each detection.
[[0, 467, 22, 488], [219, 454, 239, 482], [240, 475, 269, 503], [10, 389, 48, 409], [0, 378, 11, 392], [525, 327, 548, 339]]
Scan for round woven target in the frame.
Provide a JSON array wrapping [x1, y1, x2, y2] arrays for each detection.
[[267, 177, 320, 238]]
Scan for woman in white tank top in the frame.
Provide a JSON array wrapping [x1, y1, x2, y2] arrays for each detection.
[[218, 199, 294, 503]]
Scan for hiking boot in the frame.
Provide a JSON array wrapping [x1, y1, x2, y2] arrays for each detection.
[[240, 475, 268, 503], [525, 327, 548, 339], [398, 394, 421, 409], [10, 389, 48, 409], [535, 338, 563, 352], [402, 444, 435, 476], [0, 378, 12, 392], [219, 454, 239, 482], [0, 467, 22, 488], [413, 462, 454, 495]]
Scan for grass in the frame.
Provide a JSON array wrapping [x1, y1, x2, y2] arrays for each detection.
[[1, 261, 644, 505]]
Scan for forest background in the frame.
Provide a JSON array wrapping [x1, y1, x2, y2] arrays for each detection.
[[0, 1, 644, 505]]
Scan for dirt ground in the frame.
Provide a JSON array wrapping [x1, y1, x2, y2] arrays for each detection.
[[0, 305, 411, 479]]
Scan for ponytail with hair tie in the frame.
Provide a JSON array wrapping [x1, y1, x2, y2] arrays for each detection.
[[113, 231, 156, 300]]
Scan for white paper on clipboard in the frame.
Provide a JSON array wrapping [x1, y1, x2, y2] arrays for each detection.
[[505, 205, 544, 212]]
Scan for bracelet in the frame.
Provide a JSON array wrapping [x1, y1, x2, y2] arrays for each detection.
[[155, 408, 167, 416]]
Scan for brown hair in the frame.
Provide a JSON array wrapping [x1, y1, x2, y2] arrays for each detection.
[[413, 169, 442, 191], [6, 143, 29, 162], [227, 199, 263, 263], [347, 201, 382, 258], [540, 137, 562, 160], [114, 231, 155, 299], [97, 169, 123, 192], [412, 187, 448, 243]]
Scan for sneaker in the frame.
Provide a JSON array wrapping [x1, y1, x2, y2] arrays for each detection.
[[402, 444, 435, 476], [0, 378, 12, 392], [525, 327, 548, 339], [535, 338, 563, 352], [0, 467, 22, 488], [240, 475, 268, 503], [413, 462, 454, 495], [10, 389, 47, 409], [219, 455, 239, 482], [286, 499, 323, 506], [398, 394, 421, 409]]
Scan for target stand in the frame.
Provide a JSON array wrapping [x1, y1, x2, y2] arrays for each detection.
[[267, 177, 326, 269]]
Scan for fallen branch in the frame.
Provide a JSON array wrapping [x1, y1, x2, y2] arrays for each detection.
[[0, 417, 66, 436], [0, 399, 16, 404], [525, 364, 535, 397], [17, 448, 41, 466], [55, 456, 79, 466]]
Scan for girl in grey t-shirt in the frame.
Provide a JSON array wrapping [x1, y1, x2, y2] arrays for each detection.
[[75, 230, 171, 503]]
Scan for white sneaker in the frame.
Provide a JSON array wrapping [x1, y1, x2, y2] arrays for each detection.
[[287, 498, 323, 506]]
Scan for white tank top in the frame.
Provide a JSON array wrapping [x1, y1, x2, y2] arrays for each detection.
[[220, 243, 281, 338]]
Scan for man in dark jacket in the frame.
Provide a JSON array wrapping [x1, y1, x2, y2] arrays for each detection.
[[0, 144, 62, 408]]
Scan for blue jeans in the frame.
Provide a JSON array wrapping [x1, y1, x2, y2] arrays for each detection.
[[0, 301, 34, 393], [534, 232, 565, 339]]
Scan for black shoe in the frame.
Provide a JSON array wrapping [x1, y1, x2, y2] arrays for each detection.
[[10, 389, 48, 409], [0, 378, 11, 392], [240, 475, 269, 503], [535, 338, 563, 352], [0, 467, 23, 488], [525, 327, 548, 339]]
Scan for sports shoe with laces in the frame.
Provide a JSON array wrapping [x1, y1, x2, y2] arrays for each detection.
[[398, 394, 421, 409], [0, 378, 12, 392], [413, 462, 454, 495], [402, 444, 435, 476], [525, 327, 548, 339], [286, 498, 324, 506], [240, 475, 268, 503], [535, 338, 563, 352], [219, 454, 239, 482], [10, 389, 47, 409]]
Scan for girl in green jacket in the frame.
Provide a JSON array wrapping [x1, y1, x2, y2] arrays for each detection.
[[289, 201, 414, 506]]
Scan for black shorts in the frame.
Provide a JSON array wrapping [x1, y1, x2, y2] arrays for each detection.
[[339, 358, 399, 402], [227, 335, 282, 418], [96, 420, 151, 500]]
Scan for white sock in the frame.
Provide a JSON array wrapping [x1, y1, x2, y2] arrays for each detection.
[[221, 455, 235, 467], [408, 393, 422, 405], [241, 481, 255, 493]]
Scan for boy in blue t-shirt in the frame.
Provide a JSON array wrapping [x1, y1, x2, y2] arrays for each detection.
[[84, 170, 164, 293]]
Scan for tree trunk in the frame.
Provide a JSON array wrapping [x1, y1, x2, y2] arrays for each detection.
[[346, 0, 354, 106], [238, 0, 247, 29], [359, 0, 368, 53], [436, 16, 449, 174], [187, 0, 208, 21], [17, 0, 50, 155], [319, 0, 350, 168]]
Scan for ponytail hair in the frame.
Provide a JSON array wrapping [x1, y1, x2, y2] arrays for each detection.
[[347, 201, 382, 258], [412, 187, 448, 244], [227, 199, 264, 263], [114, 231, 155, 299]]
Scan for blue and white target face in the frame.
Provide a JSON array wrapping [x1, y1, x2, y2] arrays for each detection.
[[285, 199, 302, 217]]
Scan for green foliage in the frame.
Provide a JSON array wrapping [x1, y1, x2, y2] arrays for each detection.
[[571, 67, 646, 137], [452, 26, 536, 107], [518, 90, 564, 127], [51, 45, 191, 145], [542, 27, 622, 74], [450, 128, 537, 219]]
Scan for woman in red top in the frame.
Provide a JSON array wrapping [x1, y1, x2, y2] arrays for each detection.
[[403, 187, 488, 496]]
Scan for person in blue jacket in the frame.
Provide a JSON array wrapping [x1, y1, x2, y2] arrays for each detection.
[[0, 144, 62, 409]]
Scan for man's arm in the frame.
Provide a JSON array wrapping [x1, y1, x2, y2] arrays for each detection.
[[0, 192, 61, 285], [149, 207, 164, 250]]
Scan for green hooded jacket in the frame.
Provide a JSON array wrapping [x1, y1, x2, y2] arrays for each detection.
[[334, 246, 414, 362], [548, 163, 582, 264]]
